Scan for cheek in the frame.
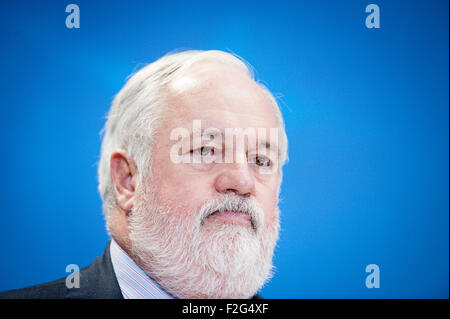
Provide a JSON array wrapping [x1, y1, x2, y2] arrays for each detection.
[[151, 150, 190, 200], [152, 153, 216, 211], [257, 190, 279, 231], [150, 159, 208, 220], [264, 203, 278, 231], [260, 204, 279, 243]]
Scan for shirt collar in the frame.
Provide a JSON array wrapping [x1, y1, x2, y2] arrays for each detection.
[[109, 238, 174, 299]]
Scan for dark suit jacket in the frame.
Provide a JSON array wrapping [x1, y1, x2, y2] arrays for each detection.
[[0, 241, 122, 299], [0, 241, 262, 299]]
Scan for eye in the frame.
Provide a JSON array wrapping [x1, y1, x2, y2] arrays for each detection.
[[254, 155, 271, 167], [192, 146, 215, 156]]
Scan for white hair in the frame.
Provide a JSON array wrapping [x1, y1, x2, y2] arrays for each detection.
[[128, 184, 280, 298], [98, 50, 288, 223]]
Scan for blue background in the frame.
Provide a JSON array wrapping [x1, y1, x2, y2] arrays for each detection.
[[0, 0, 448, 298]]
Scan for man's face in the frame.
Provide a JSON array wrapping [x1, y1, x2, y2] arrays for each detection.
[[153, 62, 280, 229], [128, 62, 281, 299]]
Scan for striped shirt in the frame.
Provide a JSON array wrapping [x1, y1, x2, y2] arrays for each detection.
[[109, 239, 174, 299]]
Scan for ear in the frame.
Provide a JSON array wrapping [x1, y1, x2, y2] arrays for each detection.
[[110, 149, 138, 212]]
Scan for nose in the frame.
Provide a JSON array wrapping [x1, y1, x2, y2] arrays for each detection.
[[214, 163, 256, 197]]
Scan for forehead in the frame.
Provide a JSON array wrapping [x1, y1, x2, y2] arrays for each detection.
[[164, 61, 278, 130]]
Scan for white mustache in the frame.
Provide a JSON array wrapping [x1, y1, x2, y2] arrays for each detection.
[[196, 194, 265, 235]]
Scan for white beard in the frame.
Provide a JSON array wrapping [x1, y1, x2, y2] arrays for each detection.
[[127, 183, 280, 299]]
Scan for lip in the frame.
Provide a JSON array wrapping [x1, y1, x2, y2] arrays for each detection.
[[208, 210, 252, 226]]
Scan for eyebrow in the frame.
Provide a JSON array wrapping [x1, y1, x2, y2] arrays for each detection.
[[179, 129, 223, 147], [256, 141, 275, 151]]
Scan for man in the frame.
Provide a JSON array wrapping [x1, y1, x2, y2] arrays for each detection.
[[0, 50, 288, 299]]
